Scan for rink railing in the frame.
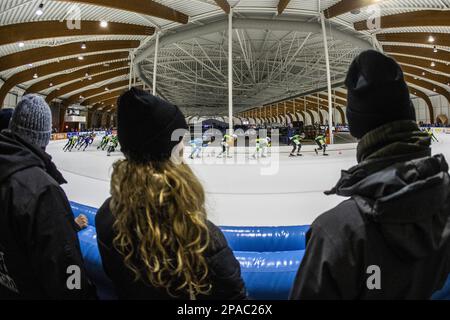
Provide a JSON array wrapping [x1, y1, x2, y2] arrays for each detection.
[[70, 201, 450, 300]]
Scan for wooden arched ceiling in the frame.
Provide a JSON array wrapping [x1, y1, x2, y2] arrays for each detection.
[[26, 61, 129, 95], [401, 64, 450, 88], [383, 45, 449, 63], [354, 10, 450, 31], [390, 54, 450, 75], [213, 0, 231, 14], [317, 94, 347, 107], [66, 80, 130, 106], [54, 0, 188, 24], [46, 68, 129, 103], [376, 33, 450, 47], [82, 90, 125, 107], [0, 54, 129, 105], [278, 0, 292, 15], [0, 21, 153, 47], [409, 86, 434, 121], [349, 8, 450, 119], [0, 40, 139, 73], [404, 75, 450, 105], [324, 0, 383, 19]]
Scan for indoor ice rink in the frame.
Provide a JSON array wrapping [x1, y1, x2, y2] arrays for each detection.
[[1, 0, 450, 303], [48, 133, 450, 227]]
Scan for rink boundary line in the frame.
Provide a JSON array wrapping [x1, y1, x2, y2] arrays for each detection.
[[60, 169, 331, 196]]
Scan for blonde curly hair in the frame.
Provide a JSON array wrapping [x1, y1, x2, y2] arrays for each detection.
[[110, 159, 211, 298]]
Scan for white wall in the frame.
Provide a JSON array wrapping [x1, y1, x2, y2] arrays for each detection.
[[412, 95, 450, 123], [0, 80, 26, 109]]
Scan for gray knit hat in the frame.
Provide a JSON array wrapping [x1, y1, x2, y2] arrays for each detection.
[[9, 94, 52, 149]]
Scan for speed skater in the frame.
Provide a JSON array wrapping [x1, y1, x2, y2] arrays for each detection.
[[314, 133, 328, 156]]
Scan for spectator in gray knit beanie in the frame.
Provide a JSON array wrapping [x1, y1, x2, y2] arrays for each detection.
[[9, 94, 52, 150]]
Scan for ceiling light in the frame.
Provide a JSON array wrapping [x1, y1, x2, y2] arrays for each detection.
[[36, 3, 44, 16], [79, 95, 84, 99], [422, 72, 426, 76], [78, 56, 84, 60], [100, 20, 108, 28], [18, 42, 25, 48], [85, 72, 89, 77], [81, 43, 87, 49], [433, 88, 437, 92], [27, 63, 33, 67], [49, 83, 53, 87], [88, 76, 92, 80], [433, 46, 438, 53], [431, 61, 436, 67], [428, 35, 435, 43], [105, 87, 109, 91], [33, 73, 38, 79], [56, 87, 60, 91]]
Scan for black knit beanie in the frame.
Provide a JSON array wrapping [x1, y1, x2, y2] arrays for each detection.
[[117, 87, 188, 162], [345, 50, 416, 139]]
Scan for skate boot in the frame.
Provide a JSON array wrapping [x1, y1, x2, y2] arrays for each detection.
[[323, 153, 329, 156], [314, 149, 318, 155], [297, 153, 303, 157], [289, 153, 296, 157]]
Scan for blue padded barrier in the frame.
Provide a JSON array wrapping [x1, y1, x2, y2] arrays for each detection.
[[431, 274, 450, 300], [72, 201, 450, 300], [221, 226, 309, 252], [237, 250, 304, 300], [78, 226, 117, 300], [71, 202, 98, 227], [78, 224, 304, 300], [71, 202, 310, 252]]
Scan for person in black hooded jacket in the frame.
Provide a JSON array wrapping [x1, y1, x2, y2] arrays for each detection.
[[0, 95, 95, 299], [290, 50, 450, 300]]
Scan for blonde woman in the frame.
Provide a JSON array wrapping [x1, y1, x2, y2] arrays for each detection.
[[96, 88, 246, 300]]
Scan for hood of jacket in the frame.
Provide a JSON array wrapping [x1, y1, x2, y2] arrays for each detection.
[[326, 120, 450, 260], [0, 130, 66, 185]]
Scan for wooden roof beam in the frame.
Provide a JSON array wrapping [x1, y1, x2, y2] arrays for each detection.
[[0, 21, 153, 47], [354, 10, 450, 31], [213, 0, 230, 14], [0, 51, 129, 107], [46, 68, 129, 102], [377, 32, 450, 47], [55, 0, 188, 24], [0, 40, 139, 73], [26, 61, 129, 94], [324, 0, 385, 19], [278, 0, 291, 15], [404, 74, 450, 105], [383, 45, 450, 63], [409, 86, 434, 122]]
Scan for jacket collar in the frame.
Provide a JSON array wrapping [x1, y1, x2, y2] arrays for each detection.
[[0, 131, 67, 185]]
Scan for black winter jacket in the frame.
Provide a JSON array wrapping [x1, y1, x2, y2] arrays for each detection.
[[0, 131, 95, 299], [96, 198, 247, 300], [291, 121, 450, 300]]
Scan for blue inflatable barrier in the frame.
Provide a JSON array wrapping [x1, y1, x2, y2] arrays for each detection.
[[431, 274, 450, 300], [78, 227, 116, 300], [72, 201, 450, 300], [237, 250, 304, 300], [221, 226, 309, 252], [71, 202, 310, 252], [78, 224, 305, 300]]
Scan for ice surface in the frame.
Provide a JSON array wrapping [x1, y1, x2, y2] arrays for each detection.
[[47, 133, 450, 226]]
